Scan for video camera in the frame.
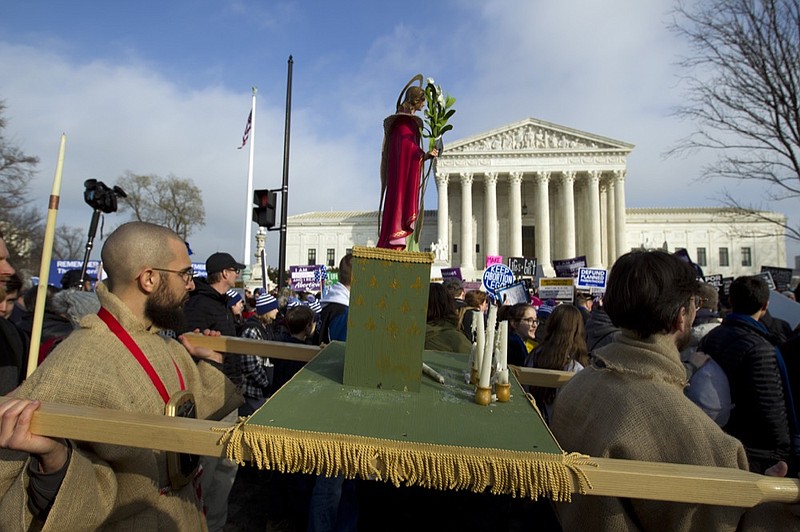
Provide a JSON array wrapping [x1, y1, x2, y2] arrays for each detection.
[[83, 179, 127, 214]]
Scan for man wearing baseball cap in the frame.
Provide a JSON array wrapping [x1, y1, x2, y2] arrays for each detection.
[[181, 251, 245, 531]]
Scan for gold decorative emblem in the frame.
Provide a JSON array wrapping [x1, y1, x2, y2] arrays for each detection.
[[407, 322, 419, 336], [390, 278, 400, 290], [365, 317, 376, 331], [369, 275, 378, 288], [386, 321, 399, 338], [410, 276, 422, 290], [377, 296, 387, 310], [399, 301, 411, 314], [355, 294, 365, 307]]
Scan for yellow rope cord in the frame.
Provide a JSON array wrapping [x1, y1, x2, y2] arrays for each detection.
[[213, 423, 596, 502], [352, 245, 434, 264]]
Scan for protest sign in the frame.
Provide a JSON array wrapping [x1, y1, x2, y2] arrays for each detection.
[[290, 265, 322, 292], [485, 255, 503, 268], [497, 281, 530, 305], [538, 278, 575, 302], [757, 271, 776, 291], [49, 260, 102, 287], [761, 266, 793, 292], [552, 256, 586, 278], [576, 268, 607, 291], [507, 256, 537, 278], [441, 267, 463, 281], [482, 263, 515, 297]]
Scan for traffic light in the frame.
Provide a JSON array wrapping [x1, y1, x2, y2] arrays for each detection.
[[253, 189, 277, 228]]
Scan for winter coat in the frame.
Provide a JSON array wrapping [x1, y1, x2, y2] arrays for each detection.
[[699, 313, 791, 470], [551, 331, 795, 531]]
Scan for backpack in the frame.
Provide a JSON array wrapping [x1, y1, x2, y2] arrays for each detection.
[[683, 349, 733, 427]]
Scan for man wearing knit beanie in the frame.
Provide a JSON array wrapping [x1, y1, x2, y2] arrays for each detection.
[[237, 293, 280, 416]]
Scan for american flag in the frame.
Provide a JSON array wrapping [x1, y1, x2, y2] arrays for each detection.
[[237, 111, 252, 149]]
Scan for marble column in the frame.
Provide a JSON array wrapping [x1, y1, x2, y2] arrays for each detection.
[[574, 180, 585, 256], [561, 171, 576, 259], [435, 172, 450, 258], [508, 172, 522, 257], [606, 178, 616, 265], [484, 172, 499, 257], [508, 172, 523, 258], [587, 170, 603, 267], [534, 171, 551, 268], [460, 172, 475, 271], [599, 183, 608, 266], [613, 170, 627, 260]]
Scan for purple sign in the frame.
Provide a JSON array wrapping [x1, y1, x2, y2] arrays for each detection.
[[552, 256, 587, 278], [290, 265, 323, 291], [441, 267, 463, 281]]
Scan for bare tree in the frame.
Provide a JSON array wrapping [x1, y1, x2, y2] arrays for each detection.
[[54, 225, 87, 260], [668, 0, 800, 240], [116, 171, 206, 241], [0, 100, 44, 276]]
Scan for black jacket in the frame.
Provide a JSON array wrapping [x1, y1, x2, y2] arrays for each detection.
[[585, 307, 619, 353], [699, 313, 791, 469], [182, 277, 242, 385]]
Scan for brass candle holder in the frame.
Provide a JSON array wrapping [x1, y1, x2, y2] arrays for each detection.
[[495, 382, 511, 403], [470, 367, 479, 385], [474, 386, 492, 406]]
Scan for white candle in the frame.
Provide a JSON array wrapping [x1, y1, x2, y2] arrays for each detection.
[[500, 321, 509, 384], [498, 369, 509, 385], [499, 321, 508, 371], [479, 305, 497, 388], [473, 310, 484, 373]]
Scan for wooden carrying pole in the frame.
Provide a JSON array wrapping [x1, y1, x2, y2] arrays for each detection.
[[511, 365, 575, 388], [3, 395, 798, 508], [183, 333, 320, 362], [27, 134, 66, 377]]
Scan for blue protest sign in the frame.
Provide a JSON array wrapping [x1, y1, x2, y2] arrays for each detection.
[[482, 263, 515, 296], [576, 268, 607, 290]]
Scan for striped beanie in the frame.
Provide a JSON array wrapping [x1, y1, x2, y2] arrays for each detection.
[[226, 289, 243, 308], [256, 293, 279, 315], [306, 299, 322, 314]]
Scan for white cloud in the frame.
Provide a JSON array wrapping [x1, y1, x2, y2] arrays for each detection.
[[1, 0, 797, 267]]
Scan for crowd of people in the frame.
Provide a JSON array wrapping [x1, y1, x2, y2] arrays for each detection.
[[2, 223, 800, 530]]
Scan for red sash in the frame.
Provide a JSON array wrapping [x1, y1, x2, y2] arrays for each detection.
[[97, 308, 185, 403]]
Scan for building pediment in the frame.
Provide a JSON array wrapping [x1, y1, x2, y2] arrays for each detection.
[[444, 117, 634, 155]]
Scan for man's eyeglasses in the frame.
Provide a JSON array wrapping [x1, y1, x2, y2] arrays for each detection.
[[693, 297, 708, 310], [153, 267, 195, 283], [520, 317, 539, 325], [226, 268, 241, 276]]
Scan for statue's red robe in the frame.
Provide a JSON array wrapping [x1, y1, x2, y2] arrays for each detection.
[[377, 113, 424, 250]]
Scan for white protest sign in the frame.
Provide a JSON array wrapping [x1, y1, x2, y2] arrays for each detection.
[[538, 278, 575, 302]]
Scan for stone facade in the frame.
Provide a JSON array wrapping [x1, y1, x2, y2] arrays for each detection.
[[285, 118, 787, 280], [285, 207, 787, 280]]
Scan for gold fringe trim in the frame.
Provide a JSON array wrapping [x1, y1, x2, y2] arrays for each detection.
[[214, 421, 596, 502], [352, 245, 434, 264]]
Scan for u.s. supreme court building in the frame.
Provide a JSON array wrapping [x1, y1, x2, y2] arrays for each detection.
[[285, 118, 787, 280]]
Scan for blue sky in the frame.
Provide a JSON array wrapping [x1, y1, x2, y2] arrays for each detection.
[[2, 0, 797, 267]]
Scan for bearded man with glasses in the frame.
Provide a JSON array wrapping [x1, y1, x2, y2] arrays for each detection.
[[0, 222, 242, 530]]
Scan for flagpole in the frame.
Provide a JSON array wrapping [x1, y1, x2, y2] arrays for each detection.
[[243, 87, 257, 267]]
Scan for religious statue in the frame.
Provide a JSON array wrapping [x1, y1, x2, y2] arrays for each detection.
[[377, 75, 439, 250], [431, 238, 448, 262]]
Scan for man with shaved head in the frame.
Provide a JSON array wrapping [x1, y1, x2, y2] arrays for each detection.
[[0, 222, 242, 530]]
